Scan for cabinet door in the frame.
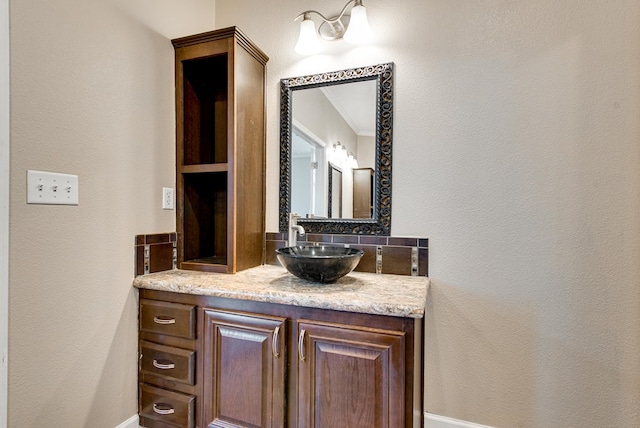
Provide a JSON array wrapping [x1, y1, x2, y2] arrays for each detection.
[[203, 309, 286, 428], [297, 320, 405, 428], [352, 168, 373, 218]]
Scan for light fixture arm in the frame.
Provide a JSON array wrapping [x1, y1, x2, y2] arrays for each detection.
[[293, 0, 371, 54], [293, 0, 358, 25]]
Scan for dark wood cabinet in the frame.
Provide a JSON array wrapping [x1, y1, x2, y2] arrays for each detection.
[[140, 341, 196, 386], [172, 27, 268, 273], [139, 299, 199, 428], [296, 320, 406, 428], [140, 299, 196, 339], [353, 168, 374, 218], [138, 289, 423, 428], [202, 309, 286, 427], [140, 384, 196, 428]]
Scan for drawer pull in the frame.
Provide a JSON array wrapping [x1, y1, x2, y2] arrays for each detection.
[[153, 402, 175, 415], [298, 329, 306, 362], [152, 359, 175, 370], [153, 316, 176, 325], [272, 326, 280, 359]]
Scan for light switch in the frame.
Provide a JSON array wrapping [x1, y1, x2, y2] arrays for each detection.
[[27, 170, 79, 205]]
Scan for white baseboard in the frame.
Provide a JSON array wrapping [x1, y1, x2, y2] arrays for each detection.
[[425, 412, 495, 428], [123, 411, 488, 428], [124, 411, 487, 428], [115, 414, 140, 428]]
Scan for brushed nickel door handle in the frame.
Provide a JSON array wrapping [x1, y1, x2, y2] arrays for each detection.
[[298, 328, 306, 362], [153, 316, 176, 325], [152, 359, 175, 370], [153, 403, 175, 415], [272, 326, 281, 359]]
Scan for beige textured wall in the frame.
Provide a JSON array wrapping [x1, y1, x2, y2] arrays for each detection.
[[216, 1, 640, 427], [8, 0, 213, 426], [8, 0, 639, 426], [0, 0, 8, 425]]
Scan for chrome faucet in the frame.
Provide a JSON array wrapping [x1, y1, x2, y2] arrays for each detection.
[[288, 212, 306, 247]]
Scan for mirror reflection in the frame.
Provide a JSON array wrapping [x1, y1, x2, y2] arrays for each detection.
[[291, 80, 376, 219], [279, 63, 394, 235], [328, 162, 343, 218]]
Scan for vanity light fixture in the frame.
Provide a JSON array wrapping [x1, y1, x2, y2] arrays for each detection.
[[294, 0, 374, 55], [332, 142, 348, 161], [331, 142, 358, 168], [348, 152, 359, 168]]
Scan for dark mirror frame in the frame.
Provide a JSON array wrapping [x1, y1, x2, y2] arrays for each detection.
[[279, 62, 394, 235]]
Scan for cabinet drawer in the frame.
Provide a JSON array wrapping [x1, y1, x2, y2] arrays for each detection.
[[140, 341, 195, 385], [140, 384, 195, 428], [140, 299, 196, 339]]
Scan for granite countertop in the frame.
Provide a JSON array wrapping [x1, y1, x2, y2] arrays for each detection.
[[133, 264, 429, 318]]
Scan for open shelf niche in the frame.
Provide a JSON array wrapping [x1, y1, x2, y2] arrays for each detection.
[[173, 27, 268, 273]]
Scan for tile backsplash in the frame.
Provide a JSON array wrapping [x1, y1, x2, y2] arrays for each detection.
[[135, 232, 428, 277], [266, 233, 428, 277], [134, 233, 176, 276]]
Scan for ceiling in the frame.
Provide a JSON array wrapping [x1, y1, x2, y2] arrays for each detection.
[[321, 79, 376, 137]]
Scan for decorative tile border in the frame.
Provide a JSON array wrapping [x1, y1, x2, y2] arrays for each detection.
[[134, 233, 177, 276], [266, 233, 428, 277]]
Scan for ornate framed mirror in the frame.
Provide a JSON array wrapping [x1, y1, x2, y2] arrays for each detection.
[[279, 62, 394, 235]]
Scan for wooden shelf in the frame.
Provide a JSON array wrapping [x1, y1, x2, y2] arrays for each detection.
[[173, 27, 268, 273], [180, 260, 228, 273], [180, 164, 228, 174]]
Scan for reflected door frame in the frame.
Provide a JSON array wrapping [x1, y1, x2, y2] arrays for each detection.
[[327, 162, 342, 218], [291, 122, 326, 218]]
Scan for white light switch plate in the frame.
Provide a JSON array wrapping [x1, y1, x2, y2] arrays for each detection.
[[27, 170, 79, 205]]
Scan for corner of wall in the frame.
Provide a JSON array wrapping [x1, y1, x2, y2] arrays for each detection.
[[0, 0, 9, 424], [425, 413, 495, 428], [115, 414, 140, 428]]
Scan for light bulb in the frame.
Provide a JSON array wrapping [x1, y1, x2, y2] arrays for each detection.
[[295, 15, 322, 55], [343, 4, 373, 45]]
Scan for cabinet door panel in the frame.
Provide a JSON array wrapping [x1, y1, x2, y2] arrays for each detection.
[[297, 320, 405, 428], [352, 168, 373, 218], [203, 309, 286, 428]]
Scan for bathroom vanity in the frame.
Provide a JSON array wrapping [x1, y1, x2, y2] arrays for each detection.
[[134, 265, 428, 428], [146, 24, 426, 427]]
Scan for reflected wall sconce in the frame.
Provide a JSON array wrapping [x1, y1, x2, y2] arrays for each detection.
[[294, 0, 374, 55], [330, 142, 358, 168]]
